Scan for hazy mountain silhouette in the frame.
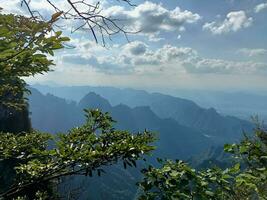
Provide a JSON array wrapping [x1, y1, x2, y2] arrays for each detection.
[[29, 88, 82, 133], [28, 87, 254, 200], [32, 85, 253, 143], [168, 90, 267, 121], [29, 89, 213, 159], [80, 92, 216, 159]]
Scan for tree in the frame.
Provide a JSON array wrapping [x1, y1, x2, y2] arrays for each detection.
[[0, 11, 69, 133], [19, 0, 136, 45], [2, 3, 266, 200], [0, 12, 155, 199], [0, 11, 69, 107], [139, 125, 267, 200], [0, 109, 155, 199], [0, 0, 137, 131]]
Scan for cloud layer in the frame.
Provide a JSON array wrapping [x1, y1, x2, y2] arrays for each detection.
[[60, 38, 267, 75], [203, 11, 253, 34], [254, 2, 267, 13], [238, 48, 267, 57], [103, 1, 201, 40], [2, 0, 267, 89]]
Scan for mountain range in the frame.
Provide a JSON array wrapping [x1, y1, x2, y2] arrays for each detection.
[[28, 85, 255, 199], [29, 88, 214, 159], [31, 85, 253, 143]]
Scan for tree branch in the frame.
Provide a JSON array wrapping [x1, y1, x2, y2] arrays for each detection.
[[19, 0, 137, 45]]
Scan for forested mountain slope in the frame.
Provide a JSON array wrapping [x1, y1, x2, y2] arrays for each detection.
[[28, 88, 254, 199], [32, 85, 253, 143], [29, 88, 212, 159]]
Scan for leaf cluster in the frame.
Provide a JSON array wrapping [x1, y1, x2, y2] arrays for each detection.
[[139, 127, 267, 200], [0, 109, 155, 199], [0, 13, 69, 109]]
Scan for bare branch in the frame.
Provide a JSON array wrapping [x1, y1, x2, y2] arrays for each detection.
[[19, 0, 138, 45]]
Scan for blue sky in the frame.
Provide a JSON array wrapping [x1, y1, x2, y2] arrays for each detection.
[[1, 0, 267, 91]]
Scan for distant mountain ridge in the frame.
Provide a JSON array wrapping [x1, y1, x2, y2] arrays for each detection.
[[169, 90, 267, 121], [29, 89, 213, 160], [32, 84, 253, 143], [28, 87, 254, 200]]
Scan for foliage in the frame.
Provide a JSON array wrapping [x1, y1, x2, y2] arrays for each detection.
[[1, 7, 266, 200], [139, 161, 238, 200], [0, 12, 69, 109], [224, 126, 267, 199], [0, 12, 155, 199], [0, 12, 69, 198], [139, 126, 267, 200], [0, 109, 155, 199]]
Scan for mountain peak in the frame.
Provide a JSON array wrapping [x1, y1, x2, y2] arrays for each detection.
[[79, 92, 112, 111]]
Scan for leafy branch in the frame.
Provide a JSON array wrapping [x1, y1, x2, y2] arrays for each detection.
[[0, 109, 155, 199]]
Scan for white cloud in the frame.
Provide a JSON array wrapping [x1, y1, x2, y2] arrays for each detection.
[[157, 45, 197, 62], [67, 38, 108, 54], [0, 0, 107, 27], [118, 42, 267, 75], [0, 0, 26, 15], [148, 35, 165, 42], [123, 41, 148, 56], [203, 11, 253, 34], [183, 57, 267, 74], [57, 38, 132, 74], [103, 1, 201, 39], [61, 53, 132, 74], [119, 42, 197, 66], [62, 54, 99, 66], [254, 2, 267, 13], [29, 38, 267, 82], [60, 41, 200, 74], [238, 48, 267, 57], [0, 0, 61, 19], [1, 0, 201, 42]]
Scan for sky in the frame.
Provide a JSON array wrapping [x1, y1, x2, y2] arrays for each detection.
[[1, 0, 267, 91]]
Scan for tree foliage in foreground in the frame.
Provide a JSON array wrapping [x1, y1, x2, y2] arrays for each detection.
[[139, 126, 267, 200], [0, 109, 155, 199], [0, 12, 69, 110], [1, 9, 267, 200], [0, 11, 70, 134], [0, 12, 155, 199]]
